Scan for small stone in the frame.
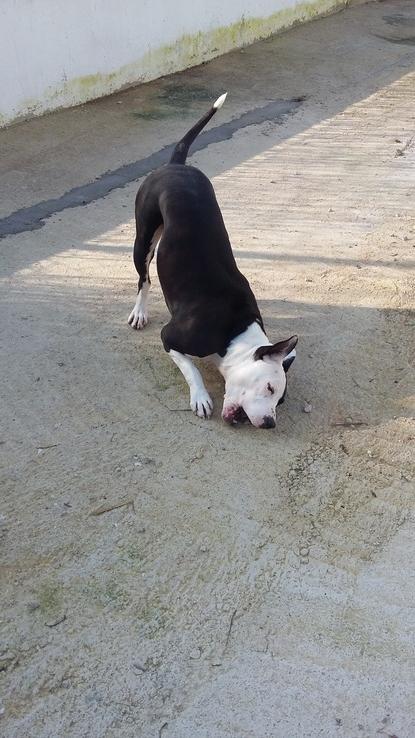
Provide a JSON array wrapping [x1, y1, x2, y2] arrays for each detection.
[[189, 647, 202, 660], [303, 402, 312, 414], [27, 601, 40, 612]]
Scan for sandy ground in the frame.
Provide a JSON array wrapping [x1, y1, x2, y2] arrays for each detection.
[[1, 1, 415, 736]]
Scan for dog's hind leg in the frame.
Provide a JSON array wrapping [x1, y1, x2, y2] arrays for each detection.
[[128, 225, 162, 329]]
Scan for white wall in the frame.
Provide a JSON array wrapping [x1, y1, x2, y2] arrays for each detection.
[[0, 0, 351, 126]]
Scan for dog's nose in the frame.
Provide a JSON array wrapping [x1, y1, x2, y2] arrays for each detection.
[[260, 416, 276, 429]]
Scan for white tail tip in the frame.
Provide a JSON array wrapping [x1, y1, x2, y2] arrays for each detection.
[[213, 92, 227, 110]]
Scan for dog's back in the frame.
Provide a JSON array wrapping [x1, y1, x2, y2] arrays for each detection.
[[131, 93, 263, 356]]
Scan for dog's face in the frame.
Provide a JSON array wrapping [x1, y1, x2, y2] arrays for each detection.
[[222, 336, 297, 428]]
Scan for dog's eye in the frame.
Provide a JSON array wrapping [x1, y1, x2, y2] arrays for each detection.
[[267, 383, 274, 395]]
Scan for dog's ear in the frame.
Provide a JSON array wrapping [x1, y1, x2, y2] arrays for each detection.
[[254, 335, 298, 362], [282, 353, 296, 373]]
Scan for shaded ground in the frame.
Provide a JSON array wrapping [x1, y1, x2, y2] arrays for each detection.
[[1, 1, 415, 736]]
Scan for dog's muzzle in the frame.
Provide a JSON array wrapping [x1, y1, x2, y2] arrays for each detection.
[[222, 405, 249, 425]]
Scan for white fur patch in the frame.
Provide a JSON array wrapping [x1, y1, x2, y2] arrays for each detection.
[[128, 281, 150, 329], [217, 322, 289, 427], [190, 386, 213, 419], [169, 350, 213, 418], [213, 92, 227, 110]]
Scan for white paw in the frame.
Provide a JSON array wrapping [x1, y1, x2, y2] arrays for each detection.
[[128, 306, 148, 330], [190, 388, 213, 419]]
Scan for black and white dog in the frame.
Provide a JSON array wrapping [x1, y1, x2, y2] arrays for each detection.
[[128, 93, 297, 429]]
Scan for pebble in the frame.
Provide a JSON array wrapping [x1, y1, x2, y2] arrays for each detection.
[[303, 402, 312, 414], [132, 661, 148, 672], [189, 647, 202, 660]]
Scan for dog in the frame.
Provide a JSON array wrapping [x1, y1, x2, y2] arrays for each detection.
[[128, 93, 297, 428]]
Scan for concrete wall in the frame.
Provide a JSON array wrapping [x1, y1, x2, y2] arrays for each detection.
[[1, 0, 352, 127]]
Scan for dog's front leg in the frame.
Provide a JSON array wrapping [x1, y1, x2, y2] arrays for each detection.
[[169, 350, 213, 418]]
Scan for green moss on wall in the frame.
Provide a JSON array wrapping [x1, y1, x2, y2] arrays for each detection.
[[3, 0, 352, 126]]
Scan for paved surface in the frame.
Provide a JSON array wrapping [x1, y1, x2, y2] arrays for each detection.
[[1, 1, 415, 736]]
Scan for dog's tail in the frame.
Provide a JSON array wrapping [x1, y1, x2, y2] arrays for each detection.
[[169, 92, 227, 165]]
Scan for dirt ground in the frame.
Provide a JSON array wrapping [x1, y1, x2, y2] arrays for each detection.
[[1, 1, 415, 736]]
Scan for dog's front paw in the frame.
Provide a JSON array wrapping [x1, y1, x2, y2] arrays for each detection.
[[128, 305, 148, 330], [190, 388, 213, 419]]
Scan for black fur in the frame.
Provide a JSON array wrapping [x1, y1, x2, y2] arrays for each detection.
[[133, 163, 263, 357]]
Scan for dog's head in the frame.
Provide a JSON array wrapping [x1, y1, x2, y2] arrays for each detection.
[[222, 335, 297, 428]]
